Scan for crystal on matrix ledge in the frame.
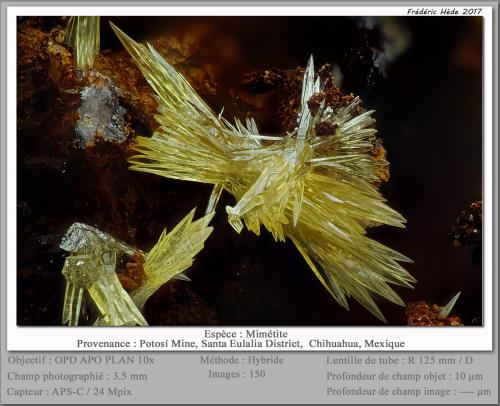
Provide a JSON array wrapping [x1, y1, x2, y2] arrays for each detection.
[[111, 23, 415, 322], [60, 210, 213, 326], [406, 293, 463, 326]]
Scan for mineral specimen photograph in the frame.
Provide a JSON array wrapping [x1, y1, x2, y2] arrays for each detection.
[[16, 16, 483, 326]]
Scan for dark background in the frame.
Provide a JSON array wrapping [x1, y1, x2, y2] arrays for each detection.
[[17, 16, 483, 326]]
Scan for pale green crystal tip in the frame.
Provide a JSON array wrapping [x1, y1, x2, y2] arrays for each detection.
[[439, 292, 461, 318]]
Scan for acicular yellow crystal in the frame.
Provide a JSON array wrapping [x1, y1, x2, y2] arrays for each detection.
[[111, 23, 415, 322], [65, 16, 100, 70], [131, 209, 214, 310]]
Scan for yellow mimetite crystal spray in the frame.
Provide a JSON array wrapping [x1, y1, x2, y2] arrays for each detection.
[[65, 16, 100, 70], [61, 210, 213, 326], [111, 23, 416, 322]]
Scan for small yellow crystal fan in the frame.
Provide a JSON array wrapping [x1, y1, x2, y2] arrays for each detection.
[[61, 209, 214, 326], [111, 23, 415, 322]]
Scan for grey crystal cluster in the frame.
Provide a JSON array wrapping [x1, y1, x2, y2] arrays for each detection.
[[75, 79, 127, 147]]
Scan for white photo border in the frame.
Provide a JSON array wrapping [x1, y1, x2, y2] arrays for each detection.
[[6, 4, 495, 351]]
